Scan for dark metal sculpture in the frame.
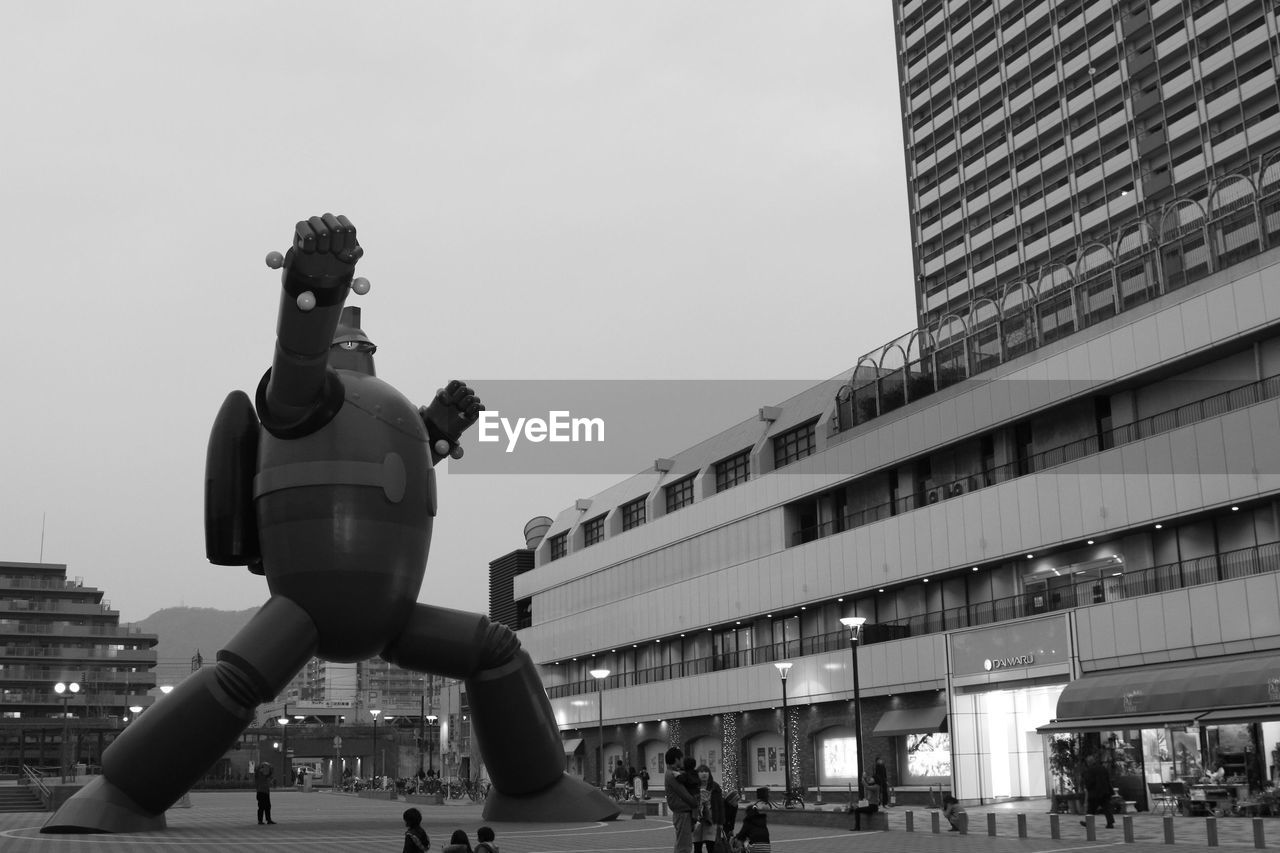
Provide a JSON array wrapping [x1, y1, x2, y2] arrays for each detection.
[[43, 214, 618, 832]]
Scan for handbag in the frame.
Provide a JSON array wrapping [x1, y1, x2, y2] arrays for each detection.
[[711, 829, 732, 853]]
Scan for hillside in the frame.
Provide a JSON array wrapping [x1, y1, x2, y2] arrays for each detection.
[[135, 606, 259, 684]]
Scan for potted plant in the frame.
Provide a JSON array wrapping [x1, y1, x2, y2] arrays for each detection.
[[1049, 735, 1081, 814]]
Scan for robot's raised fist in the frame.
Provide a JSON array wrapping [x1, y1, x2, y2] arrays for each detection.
[[285, 213, 364, 282], [421, 380, 484, 462]]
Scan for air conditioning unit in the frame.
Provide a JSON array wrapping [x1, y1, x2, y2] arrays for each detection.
[[927, 487, 942, 504], [950, 481, 967, 497]]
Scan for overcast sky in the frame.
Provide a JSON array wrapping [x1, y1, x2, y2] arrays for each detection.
[[2, 2, 916, 653]]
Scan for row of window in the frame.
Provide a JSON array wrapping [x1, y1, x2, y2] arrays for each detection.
[[545, 424, 817, 561]]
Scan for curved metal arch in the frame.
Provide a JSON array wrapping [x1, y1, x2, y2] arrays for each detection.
[[905, 329, 927, 364], [934, 313, 968, 347], [1207, 173, 1258, 216], [1075, 242, 1115, 278], [878, 343, 908, 372], [1158, 197, 1207, 242], [1115, 219, 1155, 259], [1000, 279, 1035, 314], [850, 355, 881, 389], [1259, 150, 1280, 196], [1036, 262, 1074, 297], [969, 298, 1001, 328]]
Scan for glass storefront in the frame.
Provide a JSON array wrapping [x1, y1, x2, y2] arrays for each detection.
[[816, 726, 859, 785], [953, 682, 1064, 800], [746, 731, 784, 787]]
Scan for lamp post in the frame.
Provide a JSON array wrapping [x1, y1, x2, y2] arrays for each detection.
[[128, 704, 143, 722], [774, 662, 793, 805], [54, 681, 80, 782], [426, 714, 438, 776], [840, 616, 867, 799], [589, 668, 610, 790], [278, 704, 291, 786], [370, 708, 381, 781]]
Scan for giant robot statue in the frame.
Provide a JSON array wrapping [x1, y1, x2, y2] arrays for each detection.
[[44, 213, 618, 832]]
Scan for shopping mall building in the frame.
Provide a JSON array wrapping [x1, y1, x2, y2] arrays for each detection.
[[502, 0, 1280, 809]]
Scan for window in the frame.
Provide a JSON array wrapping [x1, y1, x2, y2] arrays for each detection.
[[665, 476, 695, 514], [621, 496, 646, 531], [582, 515, 605, 547], [548, 532, 567, 561], [715, 449, 751, 492], [773, 421, 817, 469]]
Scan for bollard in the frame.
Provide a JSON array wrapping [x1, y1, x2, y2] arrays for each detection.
[[1164, 815, 1175, 845], [931, 811, 941, 833], [1050, 813, 1060, 840], [1084, 814, 1096, 841], [1254, 817, 1266, 849], [905, 810, 914, 832], [959, 812, 968, 835], [1123, 815, 1134, 843], [987, 812, 997, 836], [1017, 813, 1027, 838], [1206, 817, 1218, 847]]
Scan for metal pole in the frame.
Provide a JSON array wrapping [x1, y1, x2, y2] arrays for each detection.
[[61, 696, 69, 783], [597, 680, 605, 789], [373, 714, 378, 780], [282, 703, 290, 786], [851, 633, 865, 800], [420, 688, 426, 776], [781, 675, 791, 801]]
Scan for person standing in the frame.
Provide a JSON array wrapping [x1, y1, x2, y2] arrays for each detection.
[[665, 747, 699, 853], [691, 764, 725, 853], [873, 756, 890, 806], [734, 788, 772, 853], [254, 761, 275, 825], [1080, 752, 1116, 829]]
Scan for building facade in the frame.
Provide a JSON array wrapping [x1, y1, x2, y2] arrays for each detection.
[[0, 561, 158, 771], [509, 0, 1280, 808]]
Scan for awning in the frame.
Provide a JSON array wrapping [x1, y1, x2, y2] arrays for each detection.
[[1198, 707, 1280, 723], [872, 706, 948, 736], [1053, 654, 1280, 720], [562, 738, 583, 754], [1037, 712, 1199, 734]]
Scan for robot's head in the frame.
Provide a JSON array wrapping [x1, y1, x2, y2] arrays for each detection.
[[331, 306, 377, 375]]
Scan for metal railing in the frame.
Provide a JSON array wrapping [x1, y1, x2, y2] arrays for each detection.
[[547, 539, 1280, 699], [20, 764, 51, 809], [793, 371, 1280, 547]]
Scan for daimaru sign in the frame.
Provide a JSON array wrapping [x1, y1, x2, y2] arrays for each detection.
[[983, 654, 1035, 671]]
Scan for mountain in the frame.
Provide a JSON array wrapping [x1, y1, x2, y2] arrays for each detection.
[[135, 606, 259, 685]]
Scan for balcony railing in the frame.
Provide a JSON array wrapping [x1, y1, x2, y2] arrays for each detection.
[[546, 539, 1280, 699], [796, 372, 1280, 547]]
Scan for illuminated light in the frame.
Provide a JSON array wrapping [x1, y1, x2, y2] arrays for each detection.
[[1112, 572, 1122, 576], [972, 566, 979, 572], [922, 578, 929, 583], [878, 588, 885, 593], [1155, 523, 1163, 529], [1232, 506, 1240, 511], [1087, 540, 1094, 545], [837, 597, 844, 602], [800, 606, 806, 610], [1027, 554, 1034, 558]]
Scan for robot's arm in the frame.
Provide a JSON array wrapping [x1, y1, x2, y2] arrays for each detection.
[[257, 214, 363, 438], [419, 380, 484, 465]]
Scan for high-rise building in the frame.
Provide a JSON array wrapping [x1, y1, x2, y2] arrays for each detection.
[[896, 0, 1280, 333], [503, 1, 1280, 809], [0, 561, 158, 769]]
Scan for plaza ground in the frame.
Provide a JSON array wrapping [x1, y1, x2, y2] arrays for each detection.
[[5, 791, 1280, 852]]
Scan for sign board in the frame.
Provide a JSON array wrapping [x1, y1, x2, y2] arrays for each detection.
[[333, 736, 343, 748]]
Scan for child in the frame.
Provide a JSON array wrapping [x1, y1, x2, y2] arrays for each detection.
[[734, 787, 772, 853], [475, 825, 499, 853], [442, 828, 472, 852], [942, 795, 968, 832]]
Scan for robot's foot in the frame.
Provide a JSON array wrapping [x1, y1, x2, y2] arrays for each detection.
[[41, 776, 167, 834], [483, 773, 620, 823]]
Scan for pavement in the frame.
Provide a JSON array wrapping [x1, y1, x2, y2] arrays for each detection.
[[1, 790, 1279, 852]]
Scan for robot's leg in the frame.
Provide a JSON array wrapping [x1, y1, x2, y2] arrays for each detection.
[[383, 604, 618, 822], [42, 596, 318, 833]]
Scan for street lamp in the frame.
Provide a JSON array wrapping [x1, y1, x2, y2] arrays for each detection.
[[278, 705, 291, 786], [425, 714, 438, 776], [840, 616, 868, 799], [370, 708, 381, 780], [773, 662, 794, 806], [589, 669, 610, 790], [54, 681, 81, 782]]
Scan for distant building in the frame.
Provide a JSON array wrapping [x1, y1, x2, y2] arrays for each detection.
[[0, 560, 158, 769]]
